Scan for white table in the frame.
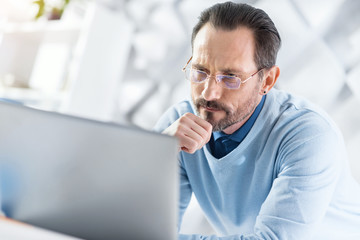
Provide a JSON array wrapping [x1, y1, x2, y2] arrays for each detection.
[[0, 217, 81, 240]]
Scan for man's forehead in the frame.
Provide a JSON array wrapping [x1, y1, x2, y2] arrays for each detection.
[[192, 24, 257, 72], [193, 23, 255, 44]]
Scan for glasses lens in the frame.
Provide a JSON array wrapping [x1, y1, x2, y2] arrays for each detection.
[[184, 65, 191, 80], [217, 75, 241, 89], [190, 69, 208, 83]]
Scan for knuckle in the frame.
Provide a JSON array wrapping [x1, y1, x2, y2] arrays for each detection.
[[183, 112, 193, 118], [178, 116, 188, 124], [204, 126, 211, 133], [177, 125, 187, 134]]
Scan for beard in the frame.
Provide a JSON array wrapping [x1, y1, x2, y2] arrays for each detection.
[[192, 90, 260, 132]]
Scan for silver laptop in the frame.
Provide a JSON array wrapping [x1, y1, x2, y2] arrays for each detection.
[[0, 100, 178, 240]]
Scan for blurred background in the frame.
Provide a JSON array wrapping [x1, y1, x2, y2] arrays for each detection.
[[0, 0, 360, 234]]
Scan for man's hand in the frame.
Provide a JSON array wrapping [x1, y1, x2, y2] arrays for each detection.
[[162, 113, 213, 154]]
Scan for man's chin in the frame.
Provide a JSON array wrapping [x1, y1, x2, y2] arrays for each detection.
[[205, 114, 241, 132], [211, 120, 237, 132], [197, 108, 230, 131], [202, 116, 228, 132]]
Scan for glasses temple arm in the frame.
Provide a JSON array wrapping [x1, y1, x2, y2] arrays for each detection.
[[182, 56, 193, 71]]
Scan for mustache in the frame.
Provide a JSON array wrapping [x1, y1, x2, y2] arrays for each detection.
[[195, 98, 230, 114]]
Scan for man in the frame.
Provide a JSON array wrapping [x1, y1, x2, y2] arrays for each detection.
[[154, 2, 360, 240]]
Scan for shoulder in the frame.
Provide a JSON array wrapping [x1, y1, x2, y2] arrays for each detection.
[[266, 89, 345, 173], [153, 99, 195, 132], [268, 89, 341, 137]]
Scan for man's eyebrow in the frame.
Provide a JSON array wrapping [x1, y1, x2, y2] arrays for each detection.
[[220, 67, 240, 73], [219, 67, 245, 74], [192, 63, 207, 70], [191, 63, 246, 73]]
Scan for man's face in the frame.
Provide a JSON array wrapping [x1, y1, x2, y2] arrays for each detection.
[[191, 23, 264, 133]]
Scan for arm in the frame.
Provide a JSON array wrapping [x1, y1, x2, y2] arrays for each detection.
[[178, 162, 193, 231], [153, 106, 212, 231], [178, 124, 343, 240], [159, 112, 212, 228]]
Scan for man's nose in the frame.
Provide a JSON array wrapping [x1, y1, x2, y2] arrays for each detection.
[[201, 76, 223, 101]]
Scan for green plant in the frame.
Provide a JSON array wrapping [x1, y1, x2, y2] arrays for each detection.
[[33, 0, 71, 20], [33, 0, 45, 19]]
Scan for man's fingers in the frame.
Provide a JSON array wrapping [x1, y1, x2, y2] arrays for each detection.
[[179, 134, 201, 154], [184, 113, 212, 133], [178, 113, 212, 147], [175, 124, 203, 147], [187, 113, 213, 144], [162, 112, 213, 153], [178, 116, 207, 140]]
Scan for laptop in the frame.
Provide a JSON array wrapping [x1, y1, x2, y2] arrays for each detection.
[[0, 100, 178, 240]]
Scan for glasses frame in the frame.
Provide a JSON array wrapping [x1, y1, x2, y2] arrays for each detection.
[[182, 56, 264, 90]]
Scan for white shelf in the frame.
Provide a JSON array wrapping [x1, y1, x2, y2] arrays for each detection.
[[0, 217, 80, 240], [0, 87, 65, 111], [0, 20, 82, 35]]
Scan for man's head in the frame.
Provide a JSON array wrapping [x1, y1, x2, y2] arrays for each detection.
[[188, 2, 281, 133], [191, 2, 281, 72]]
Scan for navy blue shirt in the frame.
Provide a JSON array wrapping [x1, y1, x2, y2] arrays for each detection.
[[209, 95, 266, 158]]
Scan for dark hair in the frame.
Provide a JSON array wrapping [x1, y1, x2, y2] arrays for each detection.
[[191, 2, 281, 71]]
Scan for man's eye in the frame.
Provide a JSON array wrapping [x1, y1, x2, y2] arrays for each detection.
[[224, 73, 237, 77]]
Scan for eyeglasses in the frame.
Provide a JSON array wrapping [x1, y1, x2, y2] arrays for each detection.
[[182, 56, 263, 90]]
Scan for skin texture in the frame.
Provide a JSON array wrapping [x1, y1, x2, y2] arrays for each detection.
[[163, 23, 280, 154]]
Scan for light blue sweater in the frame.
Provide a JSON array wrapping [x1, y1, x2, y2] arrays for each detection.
[[154, 88, 360, 240]]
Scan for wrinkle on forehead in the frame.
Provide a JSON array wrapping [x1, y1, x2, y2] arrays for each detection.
[[192, 23, 256, 73]]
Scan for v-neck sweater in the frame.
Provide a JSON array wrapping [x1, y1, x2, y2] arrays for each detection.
[[154, 88, 360, 240]]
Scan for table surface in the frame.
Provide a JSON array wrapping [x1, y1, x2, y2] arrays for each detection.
[[0, 217, 81, 240]]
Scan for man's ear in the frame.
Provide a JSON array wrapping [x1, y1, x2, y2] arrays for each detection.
[[260, 65, 280, 94]]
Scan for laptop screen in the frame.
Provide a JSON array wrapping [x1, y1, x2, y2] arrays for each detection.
[[0, 101, 178, 240]]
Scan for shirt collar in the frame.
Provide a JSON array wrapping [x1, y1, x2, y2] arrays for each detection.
[[213, 95, 266, 142]]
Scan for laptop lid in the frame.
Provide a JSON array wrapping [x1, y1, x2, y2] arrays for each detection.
[[0, 101, 178, 240]]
